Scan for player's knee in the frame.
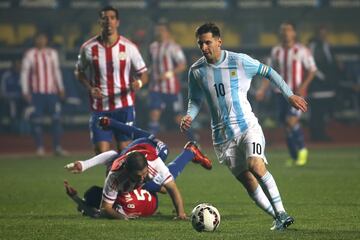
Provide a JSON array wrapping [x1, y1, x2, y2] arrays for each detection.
[[247, 157, 266, 178], [286, 116, 299, 128], [95, 142, 112, 154]]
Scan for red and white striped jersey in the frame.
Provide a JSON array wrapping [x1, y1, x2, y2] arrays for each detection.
[[102, 143, 172, 204], [76, 35, 147, 112], [115, 188, 157, 217], [21, 47, 64, 95], [149, 40, 186, 94], [270, 43, 317, 92]]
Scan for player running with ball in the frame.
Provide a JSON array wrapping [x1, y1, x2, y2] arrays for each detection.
[[180, 23, 308, 230]]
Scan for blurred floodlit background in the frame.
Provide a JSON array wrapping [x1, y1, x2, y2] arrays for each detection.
[[0, 0, 359, 153]]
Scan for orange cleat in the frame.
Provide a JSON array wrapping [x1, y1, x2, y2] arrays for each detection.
[[184, 142, 212, 170]]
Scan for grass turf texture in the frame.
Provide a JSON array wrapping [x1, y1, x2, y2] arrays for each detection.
[[0, 147, 359, 240]]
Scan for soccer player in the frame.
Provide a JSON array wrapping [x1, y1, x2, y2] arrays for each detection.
[[65, 181, 158, 218], [75, 6, 148, 154], [148, 19, 187, 135], [256, 21, 317, 166], [308, 26, 337, 142], [180, 23, 308, 230], [65, 117, 212, 220], [0, 59, 26, 133], [20, 32, 67, 156]]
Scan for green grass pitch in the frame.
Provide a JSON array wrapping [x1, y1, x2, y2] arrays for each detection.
[[0, 147, 359, 240]]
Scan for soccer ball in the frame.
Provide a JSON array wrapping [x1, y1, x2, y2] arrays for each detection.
[[191, 203, 221, 232]]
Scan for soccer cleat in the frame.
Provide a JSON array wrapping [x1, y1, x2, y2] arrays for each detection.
[[98, 116, 111, 129], [295, 148, 308, 166], [184, 141, 212, 170], [270, 212, 295, 231]]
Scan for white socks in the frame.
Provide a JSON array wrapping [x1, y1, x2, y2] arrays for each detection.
[[250, 185, 276, 218], [260, 171, 285, 214]]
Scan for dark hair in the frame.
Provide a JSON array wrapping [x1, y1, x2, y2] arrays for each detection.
[[124, 151, 147, 173], [195, 23, 221, 38], [84, 186, 103, 208], [281, 20, 297, 31], [99, 5, 119, 19]]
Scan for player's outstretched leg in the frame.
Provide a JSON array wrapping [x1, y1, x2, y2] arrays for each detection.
[[142, 142, 212, 193], [259, 171, 295, 231], [184, 141, 212, 170], [98, 117, 151, 139]]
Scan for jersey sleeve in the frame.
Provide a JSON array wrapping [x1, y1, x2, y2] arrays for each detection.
[[239, 54, 262, 79], [301, 47, 317, 72], [171, 44, 186, 65], [102, 172, 118, 204], [20, 50, 32, 95], [75, 46, 89, 73], [151, 157, 173, 186], [129, 44, 147, 74], [186, 69, 203, 120]]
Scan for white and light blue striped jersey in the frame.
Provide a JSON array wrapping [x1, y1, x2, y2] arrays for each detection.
[[187, 50, 291, 145]]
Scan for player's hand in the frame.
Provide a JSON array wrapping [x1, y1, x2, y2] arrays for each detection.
[[160, 71, 174, 81], [90, 87, 102, 99], [64, 161, 83, 173], [173, 213, 188, 220], [131, 79, 143, 91], [64, 180, 78, 197], [180, 115, 192, 132], [126, 214, 139, 220], [289, 95, 308, 112], [58, 90, 66, 100]]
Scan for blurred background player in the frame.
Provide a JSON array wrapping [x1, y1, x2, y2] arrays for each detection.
[[20, 32, 67, 156], [65, 117, 212, 220], [0, 59, 27, 133], [148, 19, 189, 137], [75, 6, 148, 154], [256, 21, 317, 166], [308, 26, 339, 142], [180, 23, 309, 231]]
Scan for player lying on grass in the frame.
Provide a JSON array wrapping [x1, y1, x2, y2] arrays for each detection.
[[65, 117, 212, 220]]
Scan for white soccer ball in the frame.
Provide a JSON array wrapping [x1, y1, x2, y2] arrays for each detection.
[[191, 203, 221, 232]]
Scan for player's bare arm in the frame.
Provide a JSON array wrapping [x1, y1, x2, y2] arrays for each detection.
[[64, 181, 100, 218], [99, 199, 128, 220], [131, 71, 148, 91], [75, 70, 102, 99], [180, 115, 193, 132], [296, 70, 316, 96], [160, 62, 186, 81], [163, 180, 187, 220]]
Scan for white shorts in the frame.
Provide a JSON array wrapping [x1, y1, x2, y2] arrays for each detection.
[[213, 124, 268, 177]]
